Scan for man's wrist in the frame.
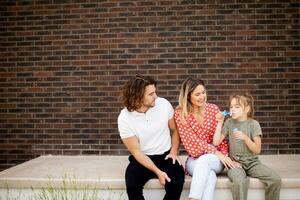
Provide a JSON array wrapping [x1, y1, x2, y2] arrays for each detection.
[[154, 168, 162, 176], [170, 148, 178, 155]]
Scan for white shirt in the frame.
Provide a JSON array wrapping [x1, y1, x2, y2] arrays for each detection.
[[118, 97, 174, 155]]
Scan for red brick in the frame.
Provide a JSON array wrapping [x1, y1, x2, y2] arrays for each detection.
[[0, 0, 299, 171]]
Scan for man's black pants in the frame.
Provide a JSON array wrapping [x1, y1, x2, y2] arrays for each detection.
[[125, 151, 185, 200]]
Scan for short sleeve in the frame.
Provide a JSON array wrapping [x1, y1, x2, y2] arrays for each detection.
[[251, 120, 262, 138], [164, 98, 174, 120], [118, 111, 134, 139], [157, 97, 174, 119]]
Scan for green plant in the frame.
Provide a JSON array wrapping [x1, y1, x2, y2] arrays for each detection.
[[0, 187, 21, 200], [1, 175, 127, 200], [30, 175, 126, 200]]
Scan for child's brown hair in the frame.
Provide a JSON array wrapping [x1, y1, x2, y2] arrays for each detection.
[[229, 93, 255, 118]]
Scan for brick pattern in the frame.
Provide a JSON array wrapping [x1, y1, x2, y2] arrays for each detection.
[[0, 0, 299, 171]]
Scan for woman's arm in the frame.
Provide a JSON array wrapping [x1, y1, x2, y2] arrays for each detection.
[[213, 111, 239, 169], [213, 112, 225, 146], [213, 123, 226, 146]]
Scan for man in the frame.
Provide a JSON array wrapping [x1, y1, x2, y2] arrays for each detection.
[[118, 75, 185, 200]]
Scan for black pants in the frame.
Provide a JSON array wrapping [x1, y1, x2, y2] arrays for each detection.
[[125, 151, 185, 200]]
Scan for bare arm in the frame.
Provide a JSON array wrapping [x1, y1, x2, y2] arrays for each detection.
[[122, 136, 171, 185], [213, 112, 240, 169], [214, 126, 241, 169], [169, 117, 180, 155], [213, 112, 226, 146], [213, 123, 226, 146], [235, 132, 261, 154], [166, 117, 183, 165]]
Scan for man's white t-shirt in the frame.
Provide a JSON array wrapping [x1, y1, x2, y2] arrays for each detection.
[[118, 97, 174, 155]]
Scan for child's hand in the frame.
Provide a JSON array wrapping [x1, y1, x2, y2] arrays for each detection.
[[232, 161, 242, 168], [216, 112, 224, 124], [233, 130, 247, 141]]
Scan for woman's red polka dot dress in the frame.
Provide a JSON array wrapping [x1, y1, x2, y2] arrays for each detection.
[[174, 103, 228, 158]]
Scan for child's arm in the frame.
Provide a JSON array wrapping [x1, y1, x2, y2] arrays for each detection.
[[234, 132, 261, 154], [213, 112, 225, 146]]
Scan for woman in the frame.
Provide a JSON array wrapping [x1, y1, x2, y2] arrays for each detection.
[[174, 77, 236, 200]]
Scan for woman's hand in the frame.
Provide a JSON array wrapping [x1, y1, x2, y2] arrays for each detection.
[[215, 151, 239, 170], [216, 112, 224, 124], [156, 170, 171, 186]]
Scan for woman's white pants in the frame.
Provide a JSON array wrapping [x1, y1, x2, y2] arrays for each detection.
[[186, 154, 224, 200]]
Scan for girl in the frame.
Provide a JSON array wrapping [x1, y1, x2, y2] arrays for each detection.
[[213, 93, 281, 200]]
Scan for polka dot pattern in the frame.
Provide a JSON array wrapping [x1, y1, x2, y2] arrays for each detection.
[[174, 103, 228, 158]]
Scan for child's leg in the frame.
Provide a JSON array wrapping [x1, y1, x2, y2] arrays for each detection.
[[227, 168, 249, 200], [247, 163, 281, 200]]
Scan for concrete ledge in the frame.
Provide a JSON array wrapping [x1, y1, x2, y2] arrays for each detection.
[[0, 155, 299, 199]]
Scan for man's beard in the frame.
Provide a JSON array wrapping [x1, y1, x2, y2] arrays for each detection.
[[144, 100, 155, 109]]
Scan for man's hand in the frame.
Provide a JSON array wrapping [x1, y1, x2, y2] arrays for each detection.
[[165, 152, 182, 165], [156, 170, 171, 186]]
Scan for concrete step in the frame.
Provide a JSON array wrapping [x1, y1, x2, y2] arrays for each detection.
[[0, 155, 299, 200]]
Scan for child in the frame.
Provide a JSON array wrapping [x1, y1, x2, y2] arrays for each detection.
[[213, 93, 281, 200]]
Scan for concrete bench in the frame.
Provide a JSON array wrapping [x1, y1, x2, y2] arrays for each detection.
[[0, 155, 299, 200]]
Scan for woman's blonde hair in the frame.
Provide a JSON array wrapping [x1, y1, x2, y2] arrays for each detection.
[[229, 93, 255, 118], [178, 77, 205, 122]]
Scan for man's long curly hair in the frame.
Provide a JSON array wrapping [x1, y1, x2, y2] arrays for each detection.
[[122, 75, 157, 112]]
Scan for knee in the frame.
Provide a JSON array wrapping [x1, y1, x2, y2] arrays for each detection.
[[164, 162, 185, 185], [195, 157, 210, 169], [270, 175, 281, 187], [170, 162, 185, 178], [229, 175, 248, 186], [166, 177, 184, 190]]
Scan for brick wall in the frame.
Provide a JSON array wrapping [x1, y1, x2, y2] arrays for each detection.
[[0, 0, 299, 171]]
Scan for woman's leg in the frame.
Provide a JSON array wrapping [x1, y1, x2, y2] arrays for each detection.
[[186, 154, 224, 200], [201, 171, 217, 200]]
